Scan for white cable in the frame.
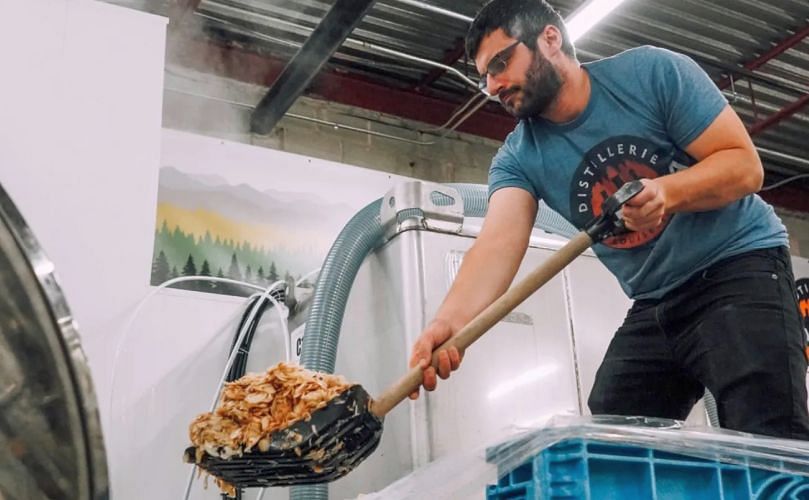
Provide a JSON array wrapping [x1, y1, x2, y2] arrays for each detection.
[[241, 288, 293, 364], [252, 268, 321, 500], [177, 269, 322, 500], [105, 274, 285, 500], [206, 280, 287, 410], [183, 279, 290, 500], [109, 276, 271, 423]]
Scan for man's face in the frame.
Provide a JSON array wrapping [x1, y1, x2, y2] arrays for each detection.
[[474, 28, 563, 119]]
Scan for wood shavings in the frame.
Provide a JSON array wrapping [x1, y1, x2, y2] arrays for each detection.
[[187, 362, 351, 494]]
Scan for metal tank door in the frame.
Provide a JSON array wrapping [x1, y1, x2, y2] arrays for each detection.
[[0, 184, 108, 500]]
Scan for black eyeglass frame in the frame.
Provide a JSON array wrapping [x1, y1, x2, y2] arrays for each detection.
[[477, 40, 522, 96]]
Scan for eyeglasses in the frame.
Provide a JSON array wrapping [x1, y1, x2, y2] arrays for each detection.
[[477, 41, 522, 96]]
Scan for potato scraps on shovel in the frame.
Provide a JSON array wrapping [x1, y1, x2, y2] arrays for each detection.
[[187, 362, 352, 495]]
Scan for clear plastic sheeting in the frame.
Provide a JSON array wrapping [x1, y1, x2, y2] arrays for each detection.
[[360, 415, 809, 500]]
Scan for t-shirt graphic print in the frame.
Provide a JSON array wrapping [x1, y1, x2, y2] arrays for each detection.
[[569, 135, 688, 249]]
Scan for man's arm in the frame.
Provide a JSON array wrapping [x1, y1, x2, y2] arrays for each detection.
[[409, 187, 537, 398], [622, 105, 764, 231]]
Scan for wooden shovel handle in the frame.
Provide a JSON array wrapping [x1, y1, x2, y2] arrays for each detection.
[[370, 231, 594, 417]]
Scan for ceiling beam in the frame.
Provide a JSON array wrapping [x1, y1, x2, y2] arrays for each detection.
[[249, 0, 379, 135], [749, 93, 809, 136], [718, 22, 809, 90], [168, 37, 516, 140], [168, 0, 202, 23], [412, 37, 466, 92]]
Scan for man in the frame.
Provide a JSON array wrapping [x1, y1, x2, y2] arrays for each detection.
[[409, 0, 809, 440]]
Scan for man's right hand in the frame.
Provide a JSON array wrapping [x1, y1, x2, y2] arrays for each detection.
[[408, 318, 463, 400]]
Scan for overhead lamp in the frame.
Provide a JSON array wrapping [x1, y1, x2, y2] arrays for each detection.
[[566, 0, 628, 42]]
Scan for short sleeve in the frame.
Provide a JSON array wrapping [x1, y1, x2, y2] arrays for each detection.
[[487, 126, 539, 200], [641, 47, 728, 148]]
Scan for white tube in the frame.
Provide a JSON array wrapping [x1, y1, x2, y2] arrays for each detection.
[[183, 279, 288, 500], [109, 276, 271, 423]]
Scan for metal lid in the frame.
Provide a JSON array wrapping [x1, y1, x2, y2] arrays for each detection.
[[0, 184, 108, 499]]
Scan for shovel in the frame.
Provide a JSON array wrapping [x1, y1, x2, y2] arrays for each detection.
[[185, 180, 645, 488]]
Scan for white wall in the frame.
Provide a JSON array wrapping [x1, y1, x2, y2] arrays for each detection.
[[0, 0, 167, 496], [0, 0, 167, 391]]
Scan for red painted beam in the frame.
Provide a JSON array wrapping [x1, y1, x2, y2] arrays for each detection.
[[718, 22, 809, 90], [749, 93, 809, 136], [168, 37, 516, 140], [413, 37, 467, 92], [759, 183, 809, 213]]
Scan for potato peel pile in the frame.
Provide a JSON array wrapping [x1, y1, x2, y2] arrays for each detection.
[[188, 362, 352, 495]]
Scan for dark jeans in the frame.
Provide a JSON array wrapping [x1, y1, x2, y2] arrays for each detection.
[[588, 246, 809, 440]]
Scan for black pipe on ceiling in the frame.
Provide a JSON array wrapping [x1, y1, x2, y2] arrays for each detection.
[[249, 0, 379, 135]]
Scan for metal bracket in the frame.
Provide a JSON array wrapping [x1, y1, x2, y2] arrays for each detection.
[[380, 181, 464, 237]]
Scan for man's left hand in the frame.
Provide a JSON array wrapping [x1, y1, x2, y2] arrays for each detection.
[[621, 178, 668, 232]]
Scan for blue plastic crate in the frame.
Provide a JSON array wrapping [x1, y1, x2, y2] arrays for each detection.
[[486, 438, 809, 500]]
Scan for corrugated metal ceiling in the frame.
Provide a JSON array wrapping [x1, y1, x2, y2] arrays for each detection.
[[117, 0, 809, 184]]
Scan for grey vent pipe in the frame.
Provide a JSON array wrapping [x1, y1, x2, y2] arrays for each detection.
[[292, 182, 575, 500]]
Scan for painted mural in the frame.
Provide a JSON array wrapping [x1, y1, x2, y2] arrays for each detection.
[[152, 130, 408, 297]]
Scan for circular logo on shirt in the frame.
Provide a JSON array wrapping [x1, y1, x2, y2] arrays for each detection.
[[569, 136, 676, 249]]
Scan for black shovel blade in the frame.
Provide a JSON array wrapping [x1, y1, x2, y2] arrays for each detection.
[[184, 385, 384, 487]]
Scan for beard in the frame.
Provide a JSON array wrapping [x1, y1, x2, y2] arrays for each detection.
[[501, 50, 563, 119]]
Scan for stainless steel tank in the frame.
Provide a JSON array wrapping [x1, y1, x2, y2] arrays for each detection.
[[0, 184, 108, 499]]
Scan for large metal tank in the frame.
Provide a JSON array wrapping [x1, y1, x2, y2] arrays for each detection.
[[325, 224, 584, 499], [319, 206, 706, 499], [0, 184, 108, 499]]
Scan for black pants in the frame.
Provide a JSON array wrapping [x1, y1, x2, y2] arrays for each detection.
[[588, 246, 809, 440]]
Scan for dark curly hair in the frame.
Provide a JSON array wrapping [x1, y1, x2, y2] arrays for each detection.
[[466, 0, 575, 61]]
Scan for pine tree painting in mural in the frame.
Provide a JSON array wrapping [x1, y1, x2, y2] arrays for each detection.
[[199, 259, 213, 292], [152, 250, 171, 285], [227, 252, 242, 281], [179, 254, 197, 292], [183, 254, 198, 276], [150, 219, 311, 296]]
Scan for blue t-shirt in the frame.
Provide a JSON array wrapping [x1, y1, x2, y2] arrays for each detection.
[[489, 46, 788, 300]]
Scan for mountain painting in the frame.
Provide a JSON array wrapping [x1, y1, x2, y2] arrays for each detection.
[[152, 166, 355, 296], [153, 131, 407, 297]]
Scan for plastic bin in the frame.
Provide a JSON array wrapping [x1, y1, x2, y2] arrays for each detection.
[[486, 438, 809, 500]]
